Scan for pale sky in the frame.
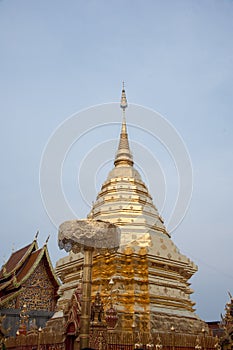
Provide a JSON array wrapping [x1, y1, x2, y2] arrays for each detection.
[[0, 0, 233, 322]]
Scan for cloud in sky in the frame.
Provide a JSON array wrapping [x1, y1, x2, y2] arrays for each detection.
[[0, 0, 233, 321]]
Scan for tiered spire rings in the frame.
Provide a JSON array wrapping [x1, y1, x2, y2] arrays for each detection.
[[114, 83, 133, 167]]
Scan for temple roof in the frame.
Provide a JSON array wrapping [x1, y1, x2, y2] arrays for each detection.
[[0, 240, 38, 280], [0, 236, 60, 307]]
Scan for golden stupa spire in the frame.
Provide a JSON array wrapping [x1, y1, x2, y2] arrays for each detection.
[[114, 83, 133, 167], [120, 81, 128, 111]]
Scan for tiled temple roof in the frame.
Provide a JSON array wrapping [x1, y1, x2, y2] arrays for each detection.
[[0, 241, 37, 280], [0, 237, 60, 307]]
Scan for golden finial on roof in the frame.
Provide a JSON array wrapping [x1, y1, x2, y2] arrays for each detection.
[[45, 235, 50, 244], [2, 262, 7, 276], [114, 83, 133, 167], [12, 271, 17, 285], [120, 81, 128, 111], [34, 230, 39, 240]]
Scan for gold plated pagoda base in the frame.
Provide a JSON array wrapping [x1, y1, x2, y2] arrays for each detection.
[[56, 249, 207, 336]]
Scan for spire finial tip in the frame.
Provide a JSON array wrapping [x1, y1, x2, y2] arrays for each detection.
[[120, 82, 128, 111]]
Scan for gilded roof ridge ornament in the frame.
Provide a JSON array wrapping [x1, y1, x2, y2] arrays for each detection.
[[34, 230, 39, 241], [114, 83, 133, 167]]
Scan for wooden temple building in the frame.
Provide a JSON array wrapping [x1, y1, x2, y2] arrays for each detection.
[[0, 233, 60, 336]]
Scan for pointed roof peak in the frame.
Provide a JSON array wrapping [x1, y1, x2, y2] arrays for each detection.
[[114, 84, 133, 167], [34, 230, 39, 241], [120, 81, 128, 111]]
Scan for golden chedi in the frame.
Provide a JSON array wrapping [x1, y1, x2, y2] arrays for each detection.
[[55, 86, 207, 335]]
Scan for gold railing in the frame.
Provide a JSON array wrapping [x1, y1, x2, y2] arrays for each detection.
[[4, 330, 218, 350]]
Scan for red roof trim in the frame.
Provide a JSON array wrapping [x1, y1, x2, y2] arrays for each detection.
[[0, 240, 38, 280], [14, 245, 60, 288]]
